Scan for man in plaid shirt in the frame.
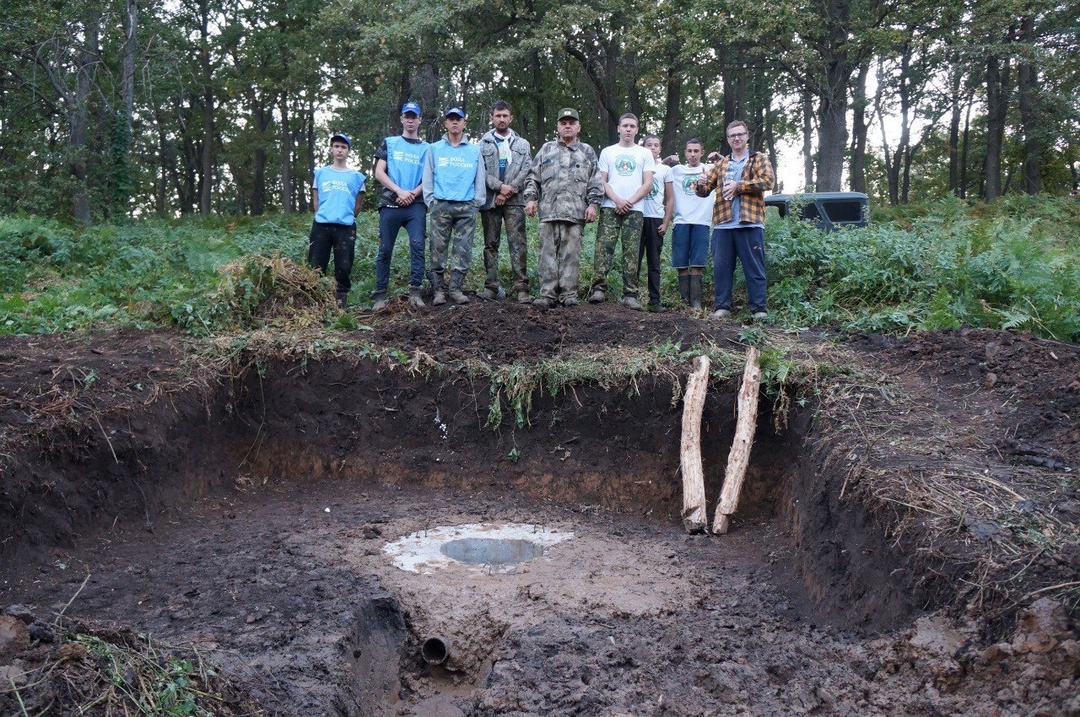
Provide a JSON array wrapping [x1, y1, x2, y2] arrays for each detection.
[[694, 120, 775, 320]]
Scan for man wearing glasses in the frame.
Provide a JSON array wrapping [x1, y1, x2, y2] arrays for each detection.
[[694, 120, 775, 320]]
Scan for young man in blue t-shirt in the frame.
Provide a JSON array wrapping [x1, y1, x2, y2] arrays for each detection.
[[422, 108, 485, 305], [308, 133, 366, 307], [372, 102, 429, 311]]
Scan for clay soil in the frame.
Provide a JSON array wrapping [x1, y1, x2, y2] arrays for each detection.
[[1, 302, 1078, 716]]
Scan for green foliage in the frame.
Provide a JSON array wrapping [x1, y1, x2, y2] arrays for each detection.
[[765, 196, 1080, 341]]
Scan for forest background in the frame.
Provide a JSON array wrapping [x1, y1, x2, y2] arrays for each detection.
[[1, 0, 1077, 223]]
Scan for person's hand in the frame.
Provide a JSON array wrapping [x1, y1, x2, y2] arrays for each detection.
[[525, 200, 537, 217], [584, 205, 597, 223], [706, 151, 721, 162], [396, 189, 414, 206], [615, 197, 633, 215], [722, 180, 737, 201], [659, 222, 669, 234], [495, 194, 506, 206]]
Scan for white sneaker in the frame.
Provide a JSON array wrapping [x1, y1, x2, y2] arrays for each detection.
[[711, 309, 732, 319]]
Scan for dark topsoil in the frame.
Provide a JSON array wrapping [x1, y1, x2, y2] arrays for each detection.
[[0, 302, 1078, 715]]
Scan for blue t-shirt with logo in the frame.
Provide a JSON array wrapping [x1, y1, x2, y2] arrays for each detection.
[[313, 166, 366, 225], [430, 140, 482, 202]]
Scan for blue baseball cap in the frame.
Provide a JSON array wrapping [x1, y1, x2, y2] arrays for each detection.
[[401, 101, 421, 116], [445, 107, 466, 119], [330, 132, 351, 148]]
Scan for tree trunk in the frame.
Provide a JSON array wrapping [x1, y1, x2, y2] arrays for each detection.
[[1016, 14, 1041, 195], [801, 88, 814, 190], [71, 11, 100, 223], [849, 61, 869, 194], [947, 65, 963, 195], [197, 0, 214, 215], [662, 64, 682, 156], [984, 53, 1011, 201], [281, 96, 292, 214]]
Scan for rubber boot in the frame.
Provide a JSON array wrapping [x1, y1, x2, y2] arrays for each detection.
[[689, 275, 702, 310], [678, 275, 690, 306], [431, 273, 446, 306], [448, 270, 470, 304]]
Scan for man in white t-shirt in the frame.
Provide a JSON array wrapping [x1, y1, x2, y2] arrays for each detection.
[[638, 134, 671, 312], [589, 113, 655, 311], [664, 138, 714, 310]]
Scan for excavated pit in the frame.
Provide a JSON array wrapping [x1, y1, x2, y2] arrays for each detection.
[[0, 357, 938, 714]]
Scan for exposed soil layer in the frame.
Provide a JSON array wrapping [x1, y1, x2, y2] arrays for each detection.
[[1, 303, 1078, 715]]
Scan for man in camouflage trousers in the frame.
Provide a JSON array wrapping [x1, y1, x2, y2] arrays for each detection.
[[524, 108, 603, 308], [590, 113, 655, 311], [478, 100, 533, 302]]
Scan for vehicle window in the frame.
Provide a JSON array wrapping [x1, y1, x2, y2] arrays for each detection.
[[821, 199, 863, 223]]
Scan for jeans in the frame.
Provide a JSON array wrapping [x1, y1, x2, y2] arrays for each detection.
[[711, 225, 767, 312], [308, 221, 356, 297], [375, 203, 426, 295]]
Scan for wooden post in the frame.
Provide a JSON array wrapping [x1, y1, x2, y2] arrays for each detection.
[[680, 355, 710, 533], [713, 347, 762, 535]]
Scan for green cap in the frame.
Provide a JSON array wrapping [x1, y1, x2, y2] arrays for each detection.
[[557, 108, 579, 122]]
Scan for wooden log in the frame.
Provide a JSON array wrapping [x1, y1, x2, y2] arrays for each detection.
[[712, 346, 762, 535], [680, 355, 710, 533]]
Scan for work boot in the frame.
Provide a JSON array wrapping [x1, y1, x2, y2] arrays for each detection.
[[477, 288, 498, 300], [678, 275, 690, 305], [752, 310, 769, 321], [517, 291, 532, 304], [589, 289, 606, 304], [648, 302, 667, 313], [621, 295, 643, 311], [711, 308, 732, 319], [448, 271, 471, 304], [431, 275, 446, 305], [336, 292, 349, 309], [372, 295, 389, 312], [532, 297, 553, 308], [407, 288, 426, 310], [562, 296, 579, 307], [689, 275, 702, 310]]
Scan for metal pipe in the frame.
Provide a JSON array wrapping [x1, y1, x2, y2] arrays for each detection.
[[421, 635, 449, 665]]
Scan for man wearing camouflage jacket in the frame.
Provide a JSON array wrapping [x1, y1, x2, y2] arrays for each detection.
[[523, 108, 604, 308], [478, 101, 533, 303]]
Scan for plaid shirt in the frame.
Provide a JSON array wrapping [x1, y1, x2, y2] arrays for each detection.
[[695, 151, 775, 226]]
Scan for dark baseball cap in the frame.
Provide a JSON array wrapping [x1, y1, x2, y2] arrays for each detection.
[[557, 108, 579, 122], [445, 107, 466, 119], [330, 133, 351, 148]]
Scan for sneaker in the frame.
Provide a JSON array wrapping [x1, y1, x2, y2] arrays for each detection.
[[711, 308, 732, 319], [433, 291, 447, 306], [562, 296, 579, 307], [372, 297, 390, 312], [648, 303, 667, 313], [621, 296, 643, 311], [448, 290, 471, 304], [407, 293, 427, 310], [752, 311, 768, 321], [589, 290, 606, 304], [477, 288, 498, 300], [532, 297, 553, 308], [516, 291, 532, 304]]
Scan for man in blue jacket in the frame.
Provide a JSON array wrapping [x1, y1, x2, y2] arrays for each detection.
[[308, 132, 365, 308], [422, 108, 485, 305]]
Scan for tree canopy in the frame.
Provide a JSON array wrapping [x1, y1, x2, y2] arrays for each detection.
[[1, 0, 1076, 221]]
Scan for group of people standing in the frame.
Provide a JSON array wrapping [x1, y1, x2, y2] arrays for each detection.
[[306, 101, 775, 320]]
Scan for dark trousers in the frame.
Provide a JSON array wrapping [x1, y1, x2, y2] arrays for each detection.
[[375, 203, 427, 295], [308, 221, 356, 298], [711, 225, 767, 312], [638, 217, 664, 305]]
